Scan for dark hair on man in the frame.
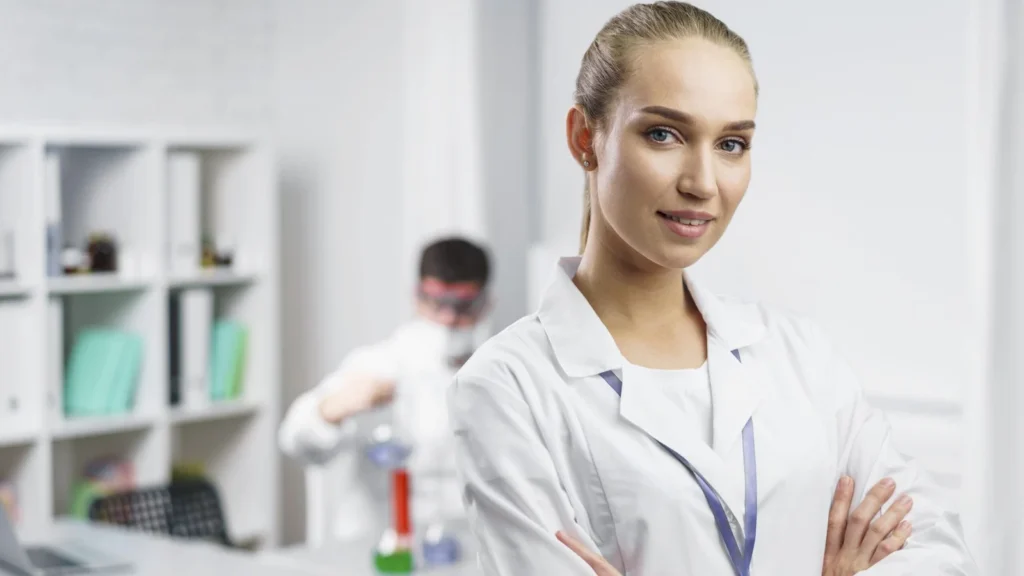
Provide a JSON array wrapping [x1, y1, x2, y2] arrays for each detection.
[[419, 237, 491, 286]]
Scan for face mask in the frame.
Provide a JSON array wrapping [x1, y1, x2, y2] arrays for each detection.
[[405, 318, 489, 368], [445, 326, 476, 363]]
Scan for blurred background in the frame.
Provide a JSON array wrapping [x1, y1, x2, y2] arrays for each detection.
[[0, 0, 1018, 574]]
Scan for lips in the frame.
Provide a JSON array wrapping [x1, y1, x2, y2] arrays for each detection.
[[657, 210, 714, 239], [658, 212, 710, 226]]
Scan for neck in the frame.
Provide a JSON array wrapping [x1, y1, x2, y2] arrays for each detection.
[[573, 240, 693, 333]]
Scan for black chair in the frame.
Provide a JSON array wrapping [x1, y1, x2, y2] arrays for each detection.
[[87, 478, 234, 547]]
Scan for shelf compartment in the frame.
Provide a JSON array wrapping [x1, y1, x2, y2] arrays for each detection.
[[52, 428, 165, 520], [45, 145, 158, 281], [171, 417, 272, 547], [0, 144, 33, 282], [47, 290, 162, 425], [0, 299, 42, 440], [0, 443, 46, 537], [165, 146, 269, 277]]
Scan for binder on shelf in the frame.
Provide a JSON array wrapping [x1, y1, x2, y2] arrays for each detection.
[[169, 297, 181, 406], [44, 150, 62, 277], [210, 320, 247, 401], [63, 329, 143, 417], [167, 152, 202, 274], [0, 302, 24, 425], [179, 289, 213, 408]]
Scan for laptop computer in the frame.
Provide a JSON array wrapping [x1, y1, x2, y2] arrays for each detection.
[[0, 506, 131, 575]]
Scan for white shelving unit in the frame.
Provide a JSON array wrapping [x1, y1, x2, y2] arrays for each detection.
[[0, 127, 280, 547]]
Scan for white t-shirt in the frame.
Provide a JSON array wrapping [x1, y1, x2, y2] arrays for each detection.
[[628, 360, 712, 446]]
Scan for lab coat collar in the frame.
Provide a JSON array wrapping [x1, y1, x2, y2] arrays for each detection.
[[537, 257, 625, 378], [538, 256, 768, 511], [537, 256, 767, 379]]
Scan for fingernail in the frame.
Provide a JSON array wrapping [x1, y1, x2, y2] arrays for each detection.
[[881, 477, 895, 488], [898, 521, 912, 535], [898, 494, 913, 507], [840, 475, 853, 489]]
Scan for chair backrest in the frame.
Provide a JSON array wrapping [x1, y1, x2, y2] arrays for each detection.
[[87, 479, 231, 546]]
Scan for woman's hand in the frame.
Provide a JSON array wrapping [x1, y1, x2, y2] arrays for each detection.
[[822, 476, 914, 575], [556, 531, 622, 576], [557, 475, 912, 576]]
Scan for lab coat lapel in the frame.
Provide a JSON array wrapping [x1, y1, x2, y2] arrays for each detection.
[[707, 336, 762, 459], [617, 362, 737, 512], [683, 272, 766, 459]]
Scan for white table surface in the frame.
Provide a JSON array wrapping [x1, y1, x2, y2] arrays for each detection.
[[4, 520, 483, 576], [4, 520, 317, 575], [261, 525, 483, 576]]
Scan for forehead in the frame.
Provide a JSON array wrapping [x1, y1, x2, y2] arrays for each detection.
[[616, 38, 757, 124]]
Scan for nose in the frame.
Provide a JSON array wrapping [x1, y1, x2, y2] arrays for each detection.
[[677, 147, 717, 200]]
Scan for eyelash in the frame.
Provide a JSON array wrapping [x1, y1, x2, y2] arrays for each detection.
[[644, 127, 750, 155]]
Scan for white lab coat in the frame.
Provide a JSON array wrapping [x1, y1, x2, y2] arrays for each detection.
[[448, 257, 977, 575], [278, 320, 465, 542]]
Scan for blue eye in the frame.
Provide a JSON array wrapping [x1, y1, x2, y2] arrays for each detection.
[[647, 128, 674, 143], [720, 138, 748, 154]]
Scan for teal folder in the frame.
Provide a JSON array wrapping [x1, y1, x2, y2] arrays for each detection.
[[210, 321, 247, 400], [64, 329, 143, 416], [106, 333, 142, 414]]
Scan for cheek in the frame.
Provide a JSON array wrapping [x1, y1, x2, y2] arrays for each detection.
[[716, 163, 750, 218], [599, 140, 677, 214]]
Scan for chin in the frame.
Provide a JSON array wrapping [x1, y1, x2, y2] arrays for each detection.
[[649, 242, 710, 270]]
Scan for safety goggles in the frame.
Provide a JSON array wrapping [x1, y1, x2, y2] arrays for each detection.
[[417, 279, 488, 318]]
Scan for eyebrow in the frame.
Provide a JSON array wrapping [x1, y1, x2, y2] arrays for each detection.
[[639, 105, 756, 132]]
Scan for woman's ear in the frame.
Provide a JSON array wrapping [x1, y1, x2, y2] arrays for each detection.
[[566, 106, 597, 171]]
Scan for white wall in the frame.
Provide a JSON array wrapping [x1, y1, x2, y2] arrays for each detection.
[[273, 0, 535, 544], [478, 0, 540, 329], [537, 0, 985, 557], [272, 0, 410, 545], [977, 0, 1024, 571], [0, 0, 273, 126]]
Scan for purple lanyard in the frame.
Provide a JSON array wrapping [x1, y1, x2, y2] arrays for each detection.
[[599, 350, 757, 576]]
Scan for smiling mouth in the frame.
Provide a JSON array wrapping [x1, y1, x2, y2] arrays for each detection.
[[656, 211, 712, 225]]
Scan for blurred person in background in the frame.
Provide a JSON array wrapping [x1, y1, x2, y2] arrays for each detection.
[[279, 237, 491, 543], [447, 2, 976, 575]]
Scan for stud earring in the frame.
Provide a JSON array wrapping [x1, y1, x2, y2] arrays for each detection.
[[582, 158, 591, 168]]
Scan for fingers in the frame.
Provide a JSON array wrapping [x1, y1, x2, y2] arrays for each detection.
[[823, 475, 853, 568], [859, 492, 914, 559], [557, 531, 601, 565], [870, 520, 913, 565], [556, 531, 620, 576], [844, 477, 896, 548], [372, 378, 397, 405]]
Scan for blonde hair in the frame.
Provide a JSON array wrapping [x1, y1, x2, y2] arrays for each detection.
[[574, 1, 757, 252]]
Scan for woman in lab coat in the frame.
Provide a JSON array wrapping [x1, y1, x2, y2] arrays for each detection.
[[447, 3, 977, 575], [279, 237, 491, 542]]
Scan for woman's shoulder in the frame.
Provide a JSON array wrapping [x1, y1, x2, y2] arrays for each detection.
[[706, 289, 836, 361], [457, 312, 552, 388]]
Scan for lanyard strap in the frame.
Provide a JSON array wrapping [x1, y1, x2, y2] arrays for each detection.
[[599, 360, 757, 576]]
